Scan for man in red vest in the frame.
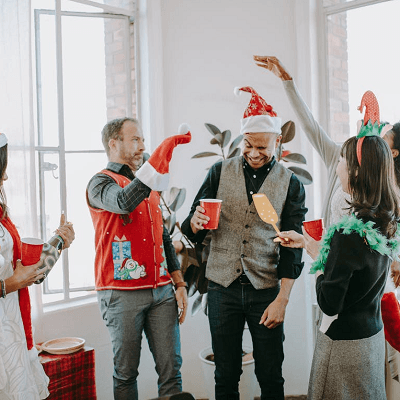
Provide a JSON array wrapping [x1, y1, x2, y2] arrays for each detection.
[[87, 117, 191, 400]]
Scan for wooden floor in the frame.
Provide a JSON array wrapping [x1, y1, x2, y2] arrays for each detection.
[[196, 397, 307, 400]]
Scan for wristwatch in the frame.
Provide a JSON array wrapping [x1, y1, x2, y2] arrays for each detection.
[[174, 282, 188, 289]]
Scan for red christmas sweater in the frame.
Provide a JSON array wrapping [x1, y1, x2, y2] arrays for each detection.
[[87, 170, 172, 290]]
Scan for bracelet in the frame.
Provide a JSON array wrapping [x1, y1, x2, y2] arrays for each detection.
[[0, 279, 6, 298], [174, 282, 188, 289]]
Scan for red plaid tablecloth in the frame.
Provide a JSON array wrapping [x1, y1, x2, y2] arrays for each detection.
[[39, 346, 97, 400]]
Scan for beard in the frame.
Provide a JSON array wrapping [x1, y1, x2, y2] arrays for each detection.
[[132, 154, 144, 171], [122, 151, 144, 171]]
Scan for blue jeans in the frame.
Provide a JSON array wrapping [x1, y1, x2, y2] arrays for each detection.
[[208, 280, 284, 400], [98, 284, 182, 400]]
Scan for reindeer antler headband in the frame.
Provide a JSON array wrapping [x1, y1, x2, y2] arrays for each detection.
[[356, 91, 392, 166]]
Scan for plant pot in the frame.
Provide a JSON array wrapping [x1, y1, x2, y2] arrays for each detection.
[[198, 346, 258, 400]]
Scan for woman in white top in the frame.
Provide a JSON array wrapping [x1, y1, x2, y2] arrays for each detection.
[[0, 132, 75, 399]]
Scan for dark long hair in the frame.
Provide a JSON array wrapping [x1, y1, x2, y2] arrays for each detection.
[[341, 136, 399, 238], [0, 144, 8, 220], [389, 122, 400, 187]]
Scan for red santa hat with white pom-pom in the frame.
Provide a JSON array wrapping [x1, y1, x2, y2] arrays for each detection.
[[234, 86, 281, 135], [135, 123, 191, 191]]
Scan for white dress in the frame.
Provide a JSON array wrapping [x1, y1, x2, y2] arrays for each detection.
[[0, 224, 49, 399]]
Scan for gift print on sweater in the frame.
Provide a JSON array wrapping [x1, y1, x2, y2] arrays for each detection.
[[112, 235, 146, 280]]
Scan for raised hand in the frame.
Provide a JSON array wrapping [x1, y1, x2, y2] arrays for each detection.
[[253, 55, 292, 81], [56, 213, 75, 249]]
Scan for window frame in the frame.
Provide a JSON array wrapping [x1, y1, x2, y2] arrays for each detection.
[[33, 0, 135, 306], [320, 0, 393, 141]]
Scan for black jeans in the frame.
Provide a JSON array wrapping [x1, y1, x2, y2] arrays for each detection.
[[208, 279, 284, 400]]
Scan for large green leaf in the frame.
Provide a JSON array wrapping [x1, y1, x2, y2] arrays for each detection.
[[276, 143, 283, 161], [281, 121, 295, 144], [168, 187, 187, 212], [192, 151, 220, 159], [202, 293, 208, 315], [165, 213, 177, 235], [202, 243, 210, 263], [228, 135, 243, 156], [214, 133, 224, 144], [221, 130, 231, 147], [205, 123, 221, 136], [191, 293, 203, 316], [288, 166, 313, 185], [282, 153, 307, 164], [227, 148, 241, 159], [167, 214, 177, 235], [183, 264, 199, 297]]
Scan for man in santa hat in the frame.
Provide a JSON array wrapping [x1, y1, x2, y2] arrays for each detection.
[[182, 87, 307, 400], [86, 117, 191, 400]]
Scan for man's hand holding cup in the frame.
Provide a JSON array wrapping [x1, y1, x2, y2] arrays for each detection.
[[190, 205, 210, 234]]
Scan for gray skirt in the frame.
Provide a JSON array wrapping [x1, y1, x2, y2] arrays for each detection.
[[308, 328, 386, 400]]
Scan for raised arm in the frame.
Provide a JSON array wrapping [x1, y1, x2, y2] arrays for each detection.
[[254, 56, 340, 170]]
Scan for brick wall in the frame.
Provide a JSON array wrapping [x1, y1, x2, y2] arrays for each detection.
[[326, 1, 349, 142], [104, 0, 136, 120]]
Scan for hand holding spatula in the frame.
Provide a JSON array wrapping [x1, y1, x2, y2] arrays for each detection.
[[252, 193, 287, 242]]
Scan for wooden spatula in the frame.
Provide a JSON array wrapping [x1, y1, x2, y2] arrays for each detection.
[[252, 193, 284, 241]]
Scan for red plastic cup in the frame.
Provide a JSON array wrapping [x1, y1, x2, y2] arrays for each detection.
[[200, 199, 223, 230], [21, 237, 44, 266], [303, 219, 324, 241]]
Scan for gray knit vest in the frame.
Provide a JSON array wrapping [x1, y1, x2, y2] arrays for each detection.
[[206, 157, 292, 289]]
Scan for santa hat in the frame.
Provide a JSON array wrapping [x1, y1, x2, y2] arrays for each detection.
[[136, 124, 191, 191], [356, 90, 392, 165], [234, 86, 281, 135]]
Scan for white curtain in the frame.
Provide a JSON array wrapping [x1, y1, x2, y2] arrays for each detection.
[[0, 0, 42, 322]]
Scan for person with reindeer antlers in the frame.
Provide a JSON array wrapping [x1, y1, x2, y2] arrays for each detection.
[[275, 89, 399, 399]]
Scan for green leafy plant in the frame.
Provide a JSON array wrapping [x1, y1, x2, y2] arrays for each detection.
[[277, 121, 313, 185], [192, 123, 243, 163]]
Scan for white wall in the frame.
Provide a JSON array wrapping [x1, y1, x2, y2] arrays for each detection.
[[36, 0, 324, 399]]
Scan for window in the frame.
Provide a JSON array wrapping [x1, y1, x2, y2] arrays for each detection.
[[322, 0, 400, 142], [32, 0, 135, 304]]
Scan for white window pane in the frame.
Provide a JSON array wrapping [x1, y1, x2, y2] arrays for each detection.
[[65, 152, 107, 290], [62, 0, 104, 13], [62, 15, 109, 151], [37, 14, 59, 147], [326, 1, 400, 141], [324, 0, 353, 6], [347, 2, 400, 131]]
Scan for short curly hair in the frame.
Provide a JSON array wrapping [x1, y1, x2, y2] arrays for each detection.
[[101, 117, 140, 156]]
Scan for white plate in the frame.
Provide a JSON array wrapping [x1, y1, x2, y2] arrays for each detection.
[[41, 337, 85, 355]]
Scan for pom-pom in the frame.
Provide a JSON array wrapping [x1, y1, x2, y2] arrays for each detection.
[[178, 123, 190, 135], [234, 87, 241, 96]]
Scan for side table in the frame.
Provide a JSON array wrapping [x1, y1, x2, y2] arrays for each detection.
[[39, 345, 97, 399]]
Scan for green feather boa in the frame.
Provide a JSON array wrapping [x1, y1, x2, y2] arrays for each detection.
[[310, 214, 400, 274], [357, 119, 388, 138]]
